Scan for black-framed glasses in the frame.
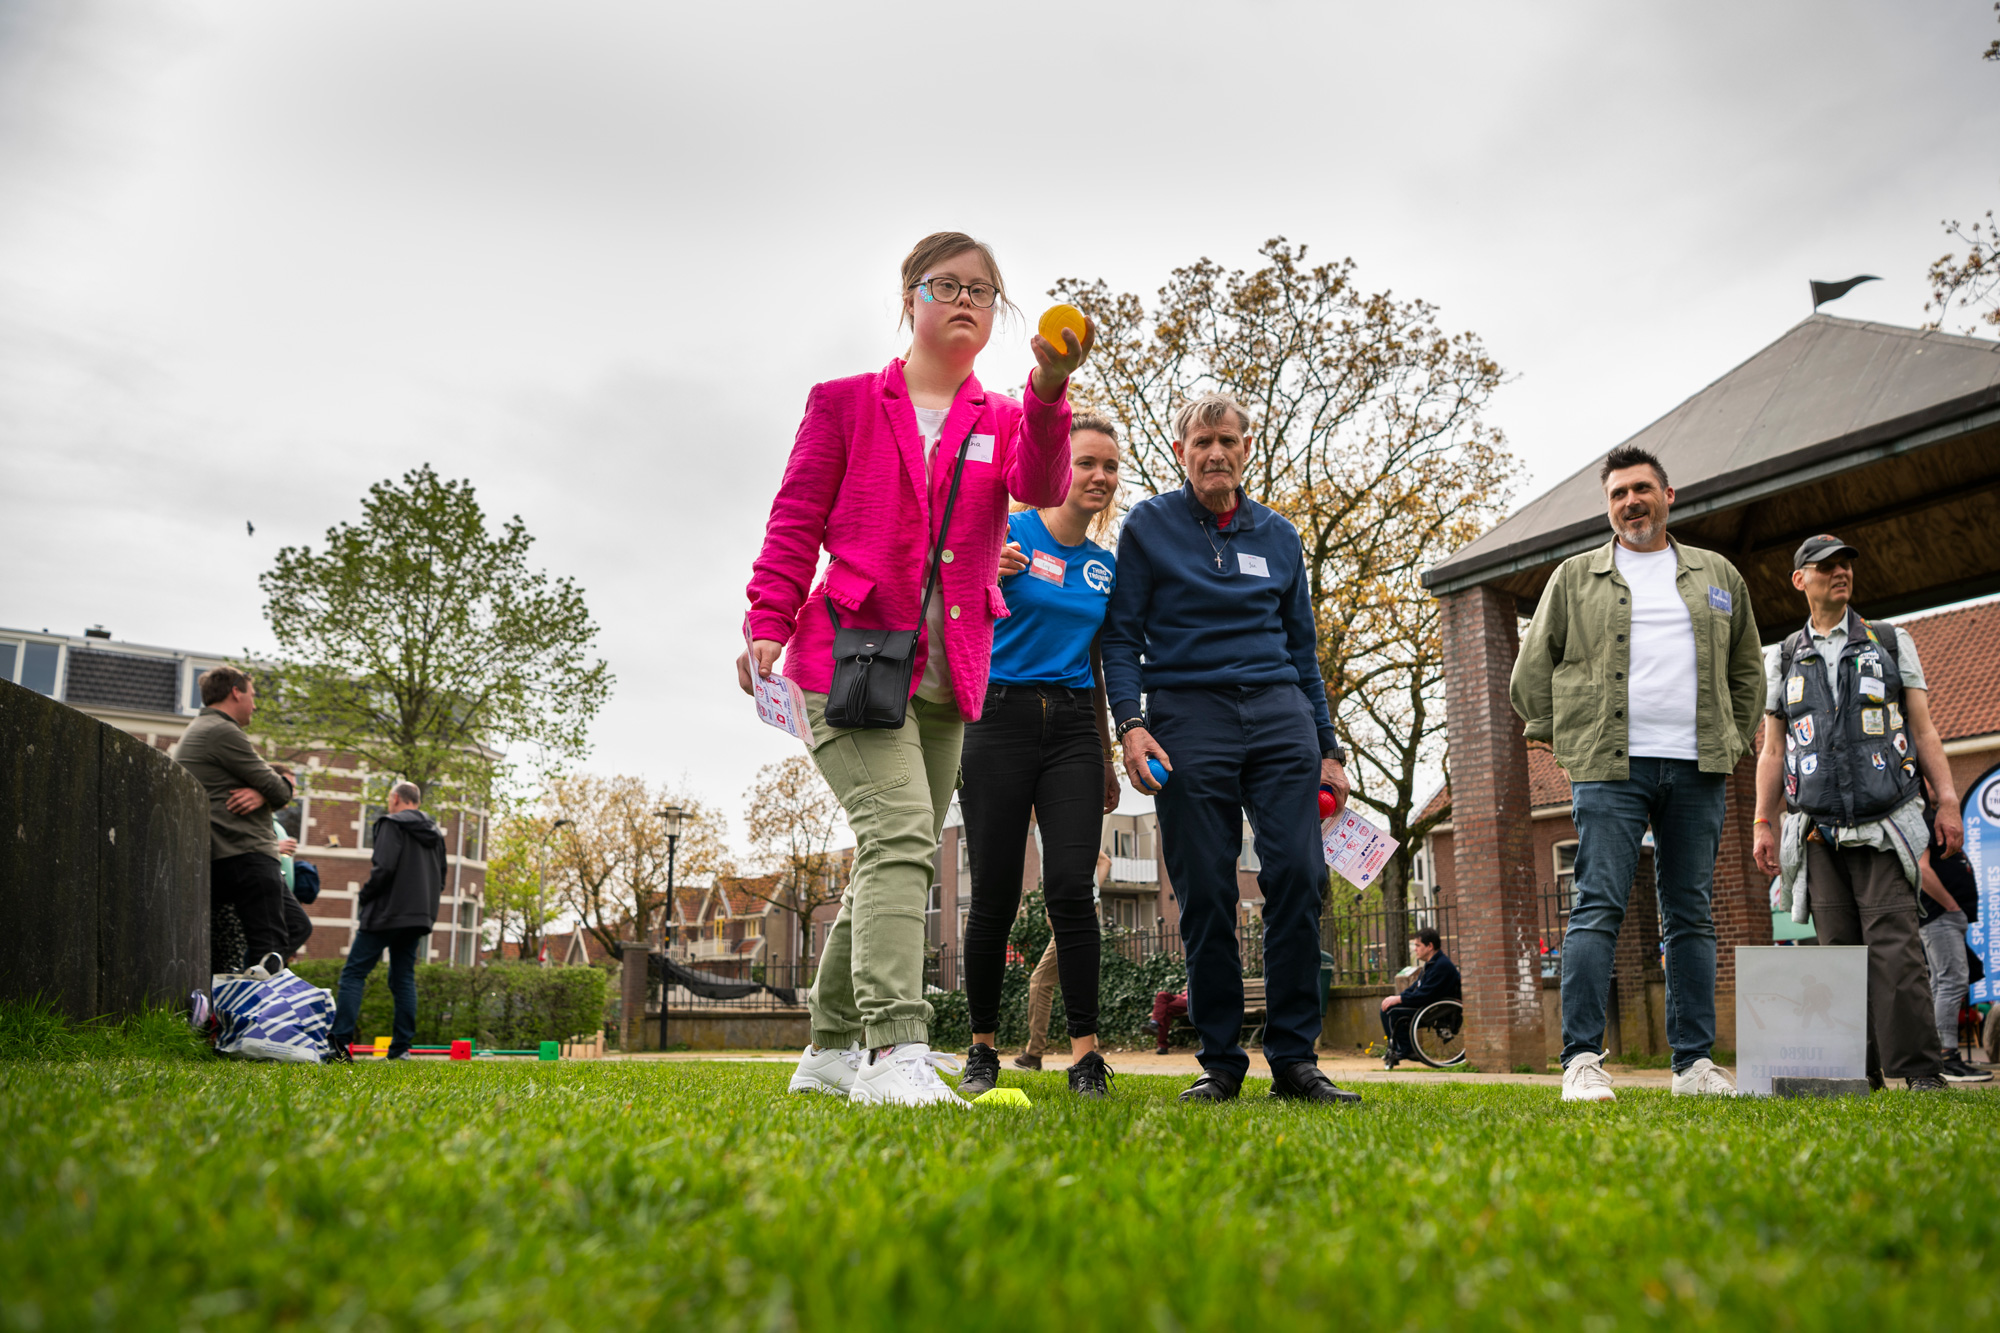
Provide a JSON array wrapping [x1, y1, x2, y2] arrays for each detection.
[[913, 277, 999, 308]]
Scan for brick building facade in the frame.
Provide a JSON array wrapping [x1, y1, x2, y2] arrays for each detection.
[[1, 623, 489, 965]]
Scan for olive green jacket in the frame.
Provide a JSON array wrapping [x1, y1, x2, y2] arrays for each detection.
[[170, 708, 295, 860], [1509, 538, 1764, 783]]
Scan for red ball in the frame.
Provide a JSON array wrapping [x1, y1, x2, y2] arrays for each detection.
[[1318, 789, 1337, 819]]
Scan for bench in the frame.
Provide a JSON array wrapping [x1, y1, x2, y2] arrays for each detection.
[[1164, 976, 1268, 1048]]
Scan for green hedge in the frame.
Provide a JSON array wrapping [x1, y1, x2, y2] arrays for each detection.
[[926, 892, 1191, 1052], [288, 960, 607, 1048]]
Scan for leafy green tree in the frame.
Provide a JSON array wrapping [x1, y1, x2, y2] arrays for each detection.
[[482, 807, 572, 964], [257, 465, 611, 794]]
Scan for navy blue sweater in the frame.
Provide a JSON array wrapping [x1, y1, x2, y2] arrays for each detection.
[[1103, 483, 1338, 754], [1398, 950, 1461, 1007]]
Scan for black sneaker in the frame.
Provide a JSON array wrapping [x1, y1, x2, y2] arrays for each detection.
[[1941, 1057, 1993, 1084], [1067, 1051, 1113, 1099], [1906, 1073, 1950, 1092], [1269, 1063, 1362, 1104], [1011, 1051, 1043, 1071], [1178, 1071, 1241, 1103], [324, 1040, 353, 1065], [959, 1043, 1001, 1097], [1153, 1045, 1170, 1056]]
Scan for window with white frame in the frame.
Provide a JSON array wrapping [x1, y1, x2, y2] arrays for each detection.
[[1554, 841, 1578, 906]]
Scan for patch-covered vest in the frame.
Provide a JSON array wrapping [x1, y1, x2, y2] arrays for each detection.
[[1777, 609, 1920, 824]]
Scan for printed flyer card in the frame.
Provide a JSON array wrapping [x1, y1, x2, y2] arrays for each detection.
[[747, 639, 815, 747], [1322, 806, 1398, 889]]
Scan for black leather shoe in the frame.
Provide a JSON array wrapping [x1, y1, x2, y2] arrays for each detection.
[[1178, 1071, 1242, 1103], [959, 1043, 1001, 1097], [1067, 1051, 1113, 1099], [1270, 1063, 1361, 1104]]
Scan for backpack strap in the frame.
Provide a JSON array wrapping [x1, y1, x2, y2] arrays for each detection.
[[1866, 620, 1902, 675]]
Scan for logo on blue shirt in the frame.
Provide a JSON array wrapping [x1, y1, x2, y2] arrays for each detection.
[[1082, 559, 1113, 593]]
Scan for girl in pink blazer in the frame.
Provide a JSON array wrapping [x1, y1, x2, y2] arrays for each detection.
[[738, 231, 1091, 1106]]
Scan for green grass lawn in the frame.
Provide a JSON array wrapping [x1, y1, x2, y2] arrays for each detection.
[[4, 1037, 1996, 1331]]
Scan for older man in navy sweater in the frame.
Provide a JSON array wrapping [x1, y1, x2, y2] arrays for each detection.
[[1104, 393, 1359, 1105]]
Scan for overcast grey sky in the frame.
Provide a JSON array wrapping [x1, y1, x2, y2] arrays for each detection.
[[3, 1, 1995, 843]]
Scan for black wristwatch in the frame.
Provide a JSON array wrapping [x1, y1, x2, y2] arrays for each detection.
[[1323, 745, 1347, 765], [1117, 716, 1148, 740]]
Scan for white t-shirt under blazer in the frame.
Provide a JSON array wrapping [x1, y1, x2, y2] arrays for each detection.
[[1614, 541, 1698, 761]]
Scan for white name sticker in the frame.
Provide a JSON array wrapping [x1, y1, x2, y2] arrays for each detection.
[[1029, 550, 1066, 585], [1237, 552, 1269, 578], [965, 433, 995, 464], [1859, 676, 1885, 701]]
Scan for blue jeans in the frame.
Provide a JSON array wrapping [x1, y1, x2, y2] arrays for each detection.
[[1150, 683, 1325, 1084], [328, 927, 426, 1056], [1560, 758, 1726, 1073]]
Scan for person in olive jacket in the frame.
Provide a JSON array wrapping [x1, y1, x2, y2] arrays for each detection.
[[326, 781, 447, 1062], [1510, 445, 1764, 1103]]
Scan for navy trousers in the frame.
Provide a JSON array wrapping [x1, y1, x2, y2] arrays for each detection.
[[1150, 683, 1325, 1083]]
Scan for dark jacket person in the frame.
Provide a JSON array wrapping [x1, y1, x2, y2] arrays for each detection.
[[170, 665, 296, 976], [326, 781, 447, 1062], [1103, 392, 1359, 1106], [1380, 929, 1460, 1067]]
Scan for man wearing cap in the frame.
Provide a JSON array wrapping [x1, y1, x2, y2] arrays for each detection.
[[1751, 535, 1957, 1091], [1511, 445, 1765, 1102]]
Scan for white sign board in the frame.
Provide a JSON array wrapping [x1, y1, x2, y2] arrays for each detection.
[[1734, 945, 1868, 1096]]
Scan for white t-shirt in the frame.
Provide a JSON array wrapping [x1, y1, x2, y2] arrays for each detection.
[[1614, 542, 1698, 760], [914, 405, 954, 704]]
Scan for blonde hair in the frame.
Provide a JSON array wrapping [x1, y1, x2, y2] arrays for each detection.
[[1172, 392, 1252, 441], [1013, 417, 1121, 545], [897, 231, 1018, 331]]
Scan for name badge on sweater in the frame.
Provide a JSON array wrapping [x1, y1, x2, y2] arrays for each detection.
[[1859, 676, 1885, 701], [965, 434, 995, 464], [1029, 550, 1066, 586], [1237, 553, 1269, 578], [1707, 586, 1732, 613]]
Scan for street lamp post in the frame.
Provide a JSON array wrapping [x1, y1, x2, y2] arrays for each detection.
[[654, 805, 685, 1050]]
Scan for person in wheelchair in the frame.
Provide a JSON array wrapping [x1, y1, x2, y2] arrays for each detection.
[[1379, 928, 1460, 1069]]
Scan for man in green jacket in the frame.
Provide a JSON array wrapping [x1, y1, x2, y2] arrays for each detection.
[[1510, 445, 1764, 1102], [170, 666, 296, 977]]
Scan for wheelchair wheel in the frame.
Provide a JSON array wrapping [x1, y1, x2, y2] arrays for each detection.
[[1411, 999, 1467, 1068]]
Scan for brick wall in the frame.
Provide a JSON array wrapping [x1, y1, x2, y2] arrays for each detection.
[[1439, 586, 1543, 1071]]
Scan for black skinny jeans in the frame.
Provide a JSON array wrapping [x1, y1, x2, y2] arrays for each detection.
[[961, 684, 1105, 1039]]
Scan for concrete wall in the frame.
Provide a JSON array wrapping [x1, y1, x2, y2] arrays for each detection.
[[0, 680, 208, 1019]]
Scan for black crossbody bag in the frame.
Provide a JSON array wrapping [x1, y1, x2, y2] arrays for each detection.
[[824, 429, 974, 730]]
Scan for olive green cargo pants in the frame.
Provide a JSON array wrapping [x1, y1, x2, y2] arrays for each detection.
[[802, 691, 962, 1051]]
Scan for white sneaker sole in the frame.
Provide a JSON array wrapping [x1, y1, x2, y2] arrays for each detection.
[[787, 1072, 851, 1097], [1561, 1086, 1616, 1102]]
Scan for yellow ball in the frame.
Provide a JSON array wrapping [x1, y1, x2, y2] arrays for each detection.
[[1038, 304, 1088, 354]]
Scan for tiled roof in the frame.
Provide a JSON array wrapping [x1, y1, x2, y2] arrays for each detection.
[[1897, 600, 2000, 743], [63, 648, 178, 713]]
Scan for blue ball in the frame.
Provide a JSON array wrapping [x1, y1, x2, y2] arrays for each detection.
[[1147, 758, 1170, 788]]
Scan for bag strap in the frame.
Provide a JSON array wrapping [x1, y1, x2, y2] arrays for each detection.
[[824, 427, 975, 636], [917, 428, 976, 628]]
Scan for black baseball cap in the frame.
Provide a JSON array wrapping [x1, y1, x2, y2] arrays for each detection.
[[1793, 534, 1859, 569]]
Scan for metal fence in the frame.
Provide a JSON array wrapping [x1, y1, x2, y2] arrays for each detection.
[[1322, 899, 1461, 986]]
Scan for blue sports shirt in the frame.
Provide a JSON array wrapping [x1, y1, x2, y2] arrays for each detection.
[[988, 509, 1116, 689]]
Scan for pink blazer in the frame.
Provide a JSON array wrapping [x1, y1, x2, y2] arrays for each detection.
[[744, 359, 1073, 722]]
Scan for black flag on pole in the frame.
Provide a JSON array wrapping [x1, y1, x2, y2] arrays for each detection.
[[1809, 275, 1879, 309]]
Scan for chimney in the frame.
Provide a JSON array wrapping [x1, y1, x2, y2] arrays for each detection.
[[84, 625, 111, 639]]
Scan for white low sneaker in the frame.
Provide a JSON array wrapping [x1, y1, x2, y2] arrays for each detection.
[[1561, 1051, 1617, 1102], [1671, 1057, 1738, 1096], [787, 1043, 864, 1097], [848, 1043, 970, 1107]]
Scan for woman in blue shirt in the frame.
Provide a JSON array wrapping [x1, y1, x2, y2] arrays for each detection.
[[956, 416, 1122, 1099]]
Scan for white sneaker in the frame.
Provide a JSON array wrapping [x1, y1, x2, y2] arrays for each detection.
[[787, 1043, 864, 1097], [1561, 1051, 1617, 1102], [848, 1043, 970, 1107], [1671, 1057, 1738, 1096]]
